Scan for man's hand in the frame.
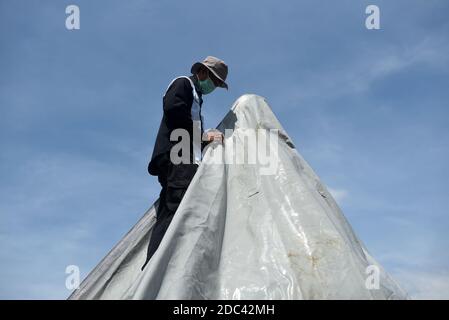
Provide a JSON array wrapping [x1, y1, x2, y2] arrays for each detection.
[[204, 130, 224, 144]]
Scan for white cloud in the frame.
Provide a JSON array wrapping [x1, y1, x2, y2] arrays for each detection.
[[276, 34, 449, 109], [328, 187, 349, 203], [392, 269, 449, 299]]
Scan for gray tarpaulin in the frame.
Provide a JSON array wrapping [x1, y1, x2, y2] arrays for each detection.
[[69, 94, 407, 300]]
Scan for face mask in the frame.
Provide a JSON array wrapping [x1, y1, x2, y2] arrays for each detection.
[[198, 77, 216, 95]]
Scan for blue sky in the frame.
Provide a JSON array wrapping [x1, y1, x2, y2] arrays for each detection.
[[0, 0, 448, 299]]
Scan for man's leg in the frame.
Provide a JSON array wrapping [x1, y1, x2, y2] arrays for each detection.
[[142, 188, 171, 270], [142, 162, 198, 270]]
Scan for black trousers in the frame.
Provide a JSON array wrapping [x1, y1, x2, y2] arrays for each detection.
[[142, 157, 198, 270]]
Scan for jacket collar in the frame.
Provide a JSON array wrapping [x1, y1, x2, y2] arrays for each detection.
[[189, 75, 203, 105]]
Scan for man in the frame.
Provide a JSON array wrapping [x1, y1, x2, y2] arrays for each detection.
[[142, 56, 228, 270]]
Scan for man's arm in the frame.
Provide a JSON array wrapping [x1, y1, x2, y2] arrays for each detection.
[[163, 78, 194, 130]]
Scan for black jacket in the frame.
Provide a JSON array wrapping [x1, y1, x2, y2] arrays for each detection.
[[148, 76, 205, 176]]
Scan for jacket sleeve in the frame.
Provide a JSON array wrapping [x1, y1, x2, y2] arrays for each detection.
[[163, 78, 193, 130]]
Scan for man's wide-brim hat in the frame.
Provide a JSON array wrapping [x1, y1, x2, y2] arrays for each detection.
[[191, 56, 228, 89]]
